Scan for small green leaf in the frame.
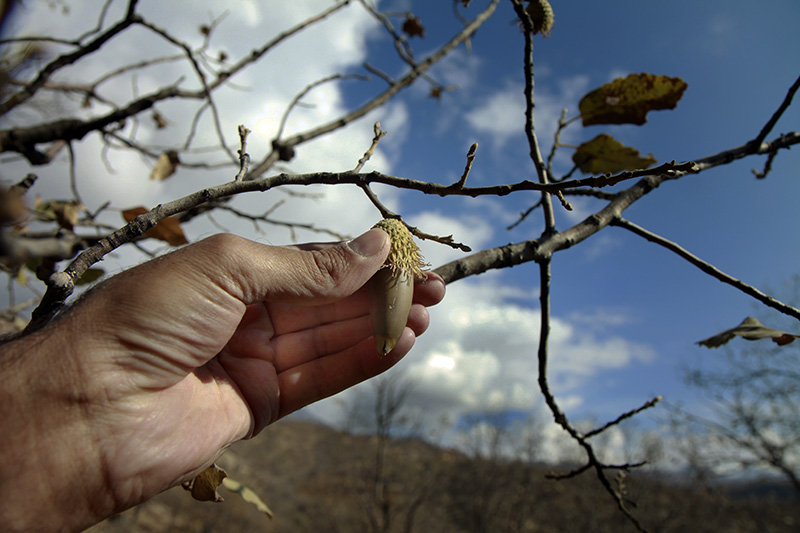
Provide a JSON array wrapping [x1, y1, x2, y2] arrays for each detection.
[[572, 134, 657, 174], [579, 73, 688, 126]]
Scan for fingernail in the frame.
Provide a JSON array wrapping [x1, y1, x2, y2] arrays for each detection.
[[347, 229, 388, 257]]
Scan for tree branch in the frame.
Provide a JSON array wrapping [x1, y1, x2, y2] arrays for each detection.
[[610, 217, 800, 321]]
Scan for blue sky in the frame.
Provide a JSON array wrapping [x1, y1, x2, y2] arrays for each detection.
[[4, 0, 799, 461]]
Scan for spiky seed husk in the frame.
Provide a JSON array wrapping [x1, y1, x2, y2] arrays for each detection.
[[369, 218, 427, 357], [371, 218, 427, 276], [525, 0, 554, 37]]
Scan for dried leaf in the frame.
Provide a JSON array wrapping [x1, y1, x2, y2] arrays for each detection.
[[572, 134, 657, 174], [150, 150, 180, 181], [697, 317, 800, 348], [579, 73, 688, 126], [183, 464, 227, 502], [122, 206, 189, 246], [152, 110, 168, 129], [35, 199, 84, 231], [402, 14, 425, 38], [222, 477, 274, 519]]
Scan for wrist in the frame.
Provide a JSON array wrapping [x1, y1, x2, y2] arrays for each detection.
[[0, 320, 111, 532]]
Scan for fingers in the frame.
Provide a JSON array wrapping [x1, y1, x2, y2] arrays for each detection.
[[219, 229, 390, 306], [275, 329, 414, 422], [268, 303, 431, 371], [266, 272, 445, 335]]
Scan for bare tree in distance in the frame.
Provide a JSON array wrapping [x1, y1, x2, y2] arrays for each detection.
[[339, 375, 431, 533], [669, 279, 800, 494], [1, 1, 799, 530]]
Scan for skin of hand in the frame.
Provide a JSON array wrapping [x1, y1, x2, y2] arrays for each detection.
[[0, 229, 445, 532]]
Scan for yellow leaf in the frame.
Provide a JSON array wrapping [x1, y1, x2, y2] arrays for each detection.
[[122, 206, 189, 246], [222, 477, 274, 519], [579, 73, 688, 126], [182, 464, 227, 503], [572, 134, 657, 174]]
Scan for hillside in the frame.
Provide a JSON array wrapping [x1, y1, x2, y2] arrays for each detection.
[[88, 418, 798, 532]]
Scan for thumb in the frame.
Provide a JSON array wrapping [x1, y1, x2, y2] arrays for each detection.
[[204, 228, 390, 305]]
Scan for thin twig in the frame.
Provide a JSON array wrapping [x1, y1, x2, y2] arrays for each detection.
[[584, 396, 662, 439], [611, 217, 800, 321], [354, 122, 387, 173], [752, 73, 800, 146], [506, 199, 542, 230], [546, 108, 568, 175], [454, 143, 478, 188], [234, 125, 250, 182]]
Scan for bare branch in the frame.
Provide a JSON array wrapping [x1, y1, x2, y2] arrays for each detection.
[[233, 125, 250, 182], [611, 217, 800, 321], [509, 0, 556, 229], [453, 143, 478, 188], [584, 396, 662, 439], [353, 122, 387, 173], [752, 73, 800, 146]]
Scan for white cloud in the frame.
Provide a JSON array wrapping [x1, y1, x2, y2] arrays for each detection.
[[463, 75, 590, 174], [464, 83, 525, 147]]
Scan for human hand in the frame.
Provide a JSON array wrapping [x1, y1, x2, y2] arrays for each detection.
[[0, 230, 445, 531]]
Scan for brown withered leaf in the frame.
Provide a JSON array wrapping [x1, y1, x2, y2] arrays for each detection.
[[35, 199, 84, 231], [697, 317, 800, 348], [402, 14, 425, 38], [579, 73, 688, 126], [122, 206, 189, 246], [572, 134, 657, 174], [183, 464, 227, 502], [150, 150, 180, 181], [152, 110, 168, 129]]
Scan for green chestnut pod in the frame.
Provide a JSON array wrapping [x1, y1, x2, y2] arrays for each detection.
[[369, 267, 414, 356], [368, 219, 427, 357]]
